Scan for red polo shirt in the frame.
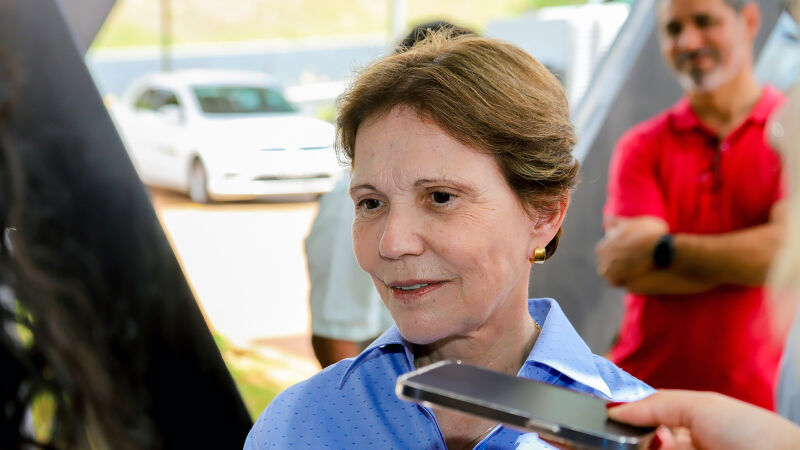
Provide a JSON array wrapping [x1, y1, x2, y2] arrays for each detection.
[[604, 86, 786, 410]]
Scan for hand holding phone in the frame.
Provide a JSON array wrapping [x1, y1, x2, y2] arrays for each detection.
[[396, 360, 654, 449]]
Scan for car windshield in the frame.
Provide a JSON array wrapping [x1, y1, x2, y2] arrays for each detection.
[[192, 85, 297, 115]]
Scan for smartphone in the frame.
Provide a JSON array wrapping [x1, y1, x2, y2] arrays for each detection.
[[396, 360, 654, 449]]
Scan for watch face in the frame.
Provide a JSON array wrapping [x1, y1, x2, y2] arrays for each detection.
[[653, 234, 674, 269]]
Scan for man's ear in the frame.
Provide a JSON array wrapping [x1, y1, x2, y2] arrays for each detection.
[[532, 198, 569, 246], [741, 2, 761, 40]]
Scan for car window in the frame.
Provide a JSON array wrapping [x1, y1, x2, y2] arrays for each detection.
[[192, 86, 297, 115], [134, 88, 181, 111], [134, 89, 158, 110], [161, 91, 180, 107]]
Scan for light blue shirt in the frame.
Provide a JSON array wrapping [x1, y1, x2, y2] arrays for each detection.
[[245, 298, 653, 449]]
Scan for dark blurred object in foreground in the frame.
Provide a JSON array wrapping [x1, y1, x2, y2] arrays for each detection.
[[0, 1, 251, 448]]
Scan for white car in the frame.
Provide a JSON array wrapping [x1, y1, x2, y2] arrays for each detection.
[[113, 69, 344, 202]]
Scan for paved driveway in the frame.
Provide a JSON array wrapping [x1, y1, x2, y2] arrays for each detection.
[[151, 189, 321, 376]]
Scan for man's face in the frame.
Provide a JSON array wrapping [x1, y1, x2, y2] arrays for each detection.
[[658, 0, 757, 93]]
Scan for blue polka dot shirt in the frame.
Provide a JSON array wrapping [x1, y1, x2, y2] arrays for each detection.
[[244, 298, 654, 449]]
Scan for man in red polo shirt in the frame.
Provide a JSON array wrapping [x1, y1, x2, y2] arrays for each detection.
[[596, 0, 787, 410]]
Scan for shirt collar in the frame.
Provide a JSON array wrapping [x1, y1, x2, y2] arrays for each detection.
[[670, 85, 783, 132], [523, 299, 612, 398], [338, 325, 411, 388], [338, 298, 612, 398]]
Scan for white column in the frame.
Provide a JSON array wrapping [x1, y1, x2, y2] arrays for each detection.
[[390, 0, 408, 43]]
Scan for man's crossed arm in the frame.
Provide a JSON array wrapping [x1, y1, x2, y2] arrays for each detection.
[[595, 202, 786, 295]]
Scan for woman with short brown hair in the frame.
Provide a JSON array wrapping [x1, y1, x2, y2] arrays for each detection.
[[246, 31, 652, 449]]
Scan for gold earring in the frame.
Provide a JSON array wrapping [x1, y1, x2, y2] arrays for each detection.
[[529, 248, 547, 264]]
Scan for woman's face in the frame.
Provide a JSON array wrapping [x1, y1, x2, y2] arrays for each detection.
[[349, 106, 561, 345]]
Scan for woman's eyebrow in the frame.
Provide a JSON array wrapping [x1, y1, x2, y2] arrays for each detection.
[[414, 178, 475, 193], [349, 183, 378, 195]]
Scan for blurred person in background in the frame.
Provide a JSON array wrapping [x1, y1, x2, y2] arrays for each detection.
[[306, 21, 472, 368], [606, 10, 800, 444], [596, 0, 788, 410], [246, 31, 653, 449]]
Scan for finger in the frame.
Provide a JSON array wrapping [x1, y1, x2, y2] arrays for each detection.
[[540, 436, 574, 450], [606, 391, 700, 429], [649, 425, 676, 450], [594, 239, 605, 254], [603, 216, 620, 229], [596, 261, 610, 277], [672, 427, 696, 450]]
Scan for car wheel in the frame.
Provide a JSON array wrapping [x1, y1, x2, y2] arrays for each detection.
[[188, 160, 210, 204]]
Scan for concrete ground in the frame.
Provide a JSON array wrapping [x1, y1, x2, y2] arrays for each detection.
[[150, 188, 322, 387]]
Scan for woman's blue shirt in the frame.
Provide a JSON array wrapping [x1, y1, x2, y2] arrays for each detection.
[[245, 298, 653, 449]]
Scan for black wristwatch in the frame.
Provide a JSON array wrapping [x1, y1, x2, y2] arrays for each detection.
[[653, 234, 675, 269]]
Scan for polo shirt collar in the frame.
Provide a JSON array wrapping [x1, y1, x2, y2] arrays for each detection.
[[338, 298, 612, 398], [670, 85, 783, 132]]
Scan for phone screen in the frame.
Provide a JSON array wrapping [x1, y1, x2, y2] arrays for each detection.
[[396, 360, 653, 449]]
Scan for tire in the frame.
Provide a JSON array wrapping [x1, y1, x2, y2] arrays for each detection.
[[188, 160, 210, 204]]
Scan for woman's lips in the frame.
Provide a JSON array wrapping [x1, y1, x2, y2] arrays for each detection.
[[388, 280, 446, 301]]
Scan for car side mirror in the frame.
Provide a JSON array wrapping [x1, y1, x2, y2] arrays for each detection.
[[158, 104, 184, 125]]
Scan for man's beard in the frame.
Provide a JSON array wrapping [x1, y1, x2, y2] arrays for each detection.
[[674, 47, 734, 93]]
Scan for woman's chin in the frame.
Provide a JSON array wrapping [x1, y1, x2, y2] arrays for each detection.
[[395, 320, 451, 346], [394, 313, 485, 347], [396, 328, 442, 346]]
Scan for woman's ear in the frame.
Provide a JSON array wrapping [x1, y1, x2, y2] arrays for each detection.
[[531, 198, 569, 247]]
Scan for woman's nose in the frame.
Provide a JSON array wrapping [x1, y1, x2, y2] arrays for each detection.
[[378, 207, 424, 260]]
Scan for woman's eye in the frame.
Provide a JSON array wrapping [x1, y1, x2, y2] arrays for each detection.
[[431, 191, 452, 204], [358, 198, 382, 211]]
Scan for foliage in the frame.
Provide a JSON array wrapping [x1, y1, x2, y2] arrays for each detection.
[[214, 333, 288, 420], [526, 0, 590, 8], [92, 0, 589, 49]]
